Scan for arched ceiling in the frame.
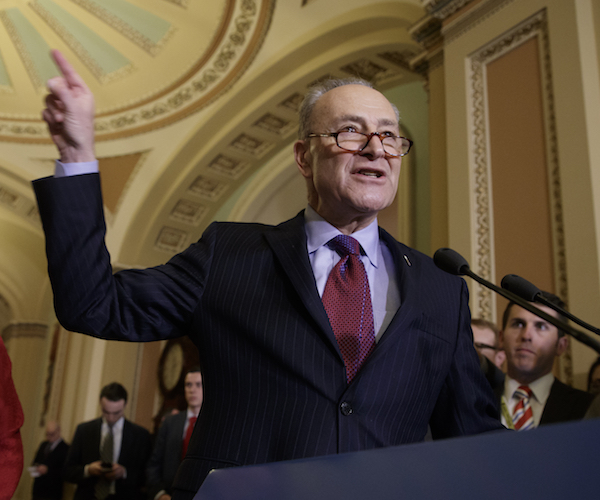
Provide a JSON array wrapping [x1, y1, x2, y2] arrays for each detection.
[[0, 0, 426, 322]]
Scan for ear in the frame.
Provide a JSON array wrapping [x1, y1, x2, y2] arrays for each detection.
[[556, 334, 569, 356], [494, 349, 506, 369], [294, 140, 312, 179]]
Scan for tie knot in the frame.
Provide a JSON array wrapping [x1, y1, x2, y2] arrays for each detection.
[[328, 235, 361, 257], [514, 385, 533, 400]]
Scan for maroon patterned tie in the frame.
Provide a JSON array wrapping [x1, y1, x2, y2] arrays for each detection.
[[322, 235, 376, 383]]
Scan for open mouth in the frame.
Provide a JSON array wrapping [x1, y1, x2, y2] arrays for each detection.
[[357, 170, 383, 178]]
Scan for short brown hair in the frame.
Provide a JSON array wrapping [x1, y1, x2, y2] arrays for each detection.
[[501, 291, 567, 337]]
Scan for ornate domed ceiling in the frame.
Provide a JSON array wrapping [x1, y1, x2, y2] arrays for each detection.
[[0, 0, 427, 325], [0, 0, 273, 141]]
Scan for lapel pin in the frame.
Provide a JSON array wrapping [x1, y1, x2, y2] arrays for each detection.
[[403, 255, 411, 267]]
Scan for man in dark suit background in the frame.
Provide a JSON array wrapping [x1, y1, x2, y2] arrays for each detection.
[[36, 50, 504, 499], [497, 292, 594, 428], [31, 421, 69, 500], [147, 368, 203, 500], [63, 382, 152, 500]]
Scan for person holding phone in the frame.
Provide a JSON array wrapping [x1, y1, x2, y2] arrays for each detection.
[[63, 383, 151, 500]]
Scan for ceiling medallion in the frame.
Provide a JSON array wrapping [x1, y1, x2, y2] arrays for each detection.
[[0, 0, 274, 143]]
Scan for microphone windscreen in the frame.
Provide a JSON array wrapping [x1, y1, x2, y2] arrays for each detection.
[[500, 274, 540, 302], [433, 248, 470, 276]]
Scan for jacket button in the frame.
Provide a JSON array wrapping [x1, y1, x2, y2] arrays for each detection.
[[340, 402, 353, 416]]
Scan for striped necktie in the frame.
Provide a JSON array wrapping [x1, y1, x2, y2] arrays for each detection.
[[95, 424, 114, 500], [322, 235, 375, 383], [512, 385, 534, 430]]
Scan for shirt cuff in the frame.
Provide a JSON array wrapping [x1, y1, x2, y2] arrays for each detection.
[[154, 489, 167, 500], [55, 160, 99, 178]]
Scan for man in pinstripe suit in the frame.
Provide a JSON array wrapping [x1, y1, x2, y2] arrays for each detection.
[[35, 51, 503, 499]]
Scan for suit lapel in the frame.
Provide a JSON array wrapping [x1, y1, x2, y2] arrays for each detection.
[[373, 229, 418, 348], [264, 212, 341, 358], [90, 419, 102, 460], [118, 419, 131, 465]]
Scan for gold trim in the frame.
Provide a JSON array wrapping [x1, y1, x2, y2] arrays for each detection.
[[31, 0, 135, 84], [71, 0, 176, 56], [0, 0, 275, 143], [0, 10, 45, 89], [468, 10, 570, 381]]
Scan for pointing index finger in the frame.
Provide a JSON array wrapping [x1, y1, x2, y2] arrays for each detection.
[[51, 49, 86, 89]]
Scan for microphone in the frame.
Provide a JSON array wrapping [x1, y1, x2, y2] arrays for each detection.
[[433, 248, 600, 353], [432, 247, 470, 276], [500, 274, 539, 301], [501, 274, 600, 337]]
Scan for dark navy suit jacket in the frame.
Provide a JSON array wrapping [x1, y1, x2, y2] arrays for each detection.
[[146, 411, 187, 499], [32, 439, 69, 500], [34, 173, 503, 498]]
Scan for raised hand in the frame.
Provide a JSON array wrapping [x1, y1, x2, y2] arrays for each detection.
[[43, 50, 96, 163]]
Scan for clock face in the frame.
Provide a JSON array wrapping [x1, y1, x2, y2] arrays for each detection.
[[162, 342, 184, 392]]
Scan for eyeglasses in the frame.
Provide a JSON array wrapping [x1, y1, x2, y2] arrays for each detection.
[[474, 342, 498, 351], [306, 131, 413, 157]]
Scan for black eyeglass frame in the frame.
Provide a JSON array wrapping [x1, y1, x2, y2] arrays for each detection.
[[474, 342, 499, 352], [306, 131, 413, 157]]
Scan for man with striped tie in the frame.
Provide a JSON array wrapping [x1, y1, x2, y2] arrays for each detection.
[[497, 292, 594, 430]]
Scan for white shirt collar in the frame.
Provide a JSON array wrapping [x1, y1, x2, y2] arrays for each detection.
[[186, 407, 199, 419], [102, 416, 125, 432], [504, 372, 555, 405], [304, 205, 379, 269]]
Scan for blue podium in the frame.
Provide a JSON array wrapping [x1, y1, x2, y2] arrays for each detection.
[[195, 419, 599, 499]]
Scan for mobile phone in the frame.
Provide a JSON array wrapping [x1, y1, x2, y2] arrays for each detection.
[[100, 461, 112, 469]]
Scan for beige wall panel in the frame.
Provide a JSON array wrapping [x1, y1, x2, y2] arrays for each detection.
[[486, 36, 555, 313], [134, 340, 163, 432], [444, 0, 600, 386], [428, 62, 449, 253]]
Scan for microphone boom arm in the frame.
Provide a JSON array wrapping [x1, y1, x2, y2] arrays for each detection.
[[463, 268, 600, 354]]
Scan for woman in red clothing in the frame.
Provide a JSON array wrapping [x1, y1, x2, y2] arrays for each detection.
[[0, 337, 24, 499]]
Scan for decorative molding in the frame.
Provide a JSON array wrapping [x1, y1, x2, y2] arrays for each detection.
[[2, 322, 48, 342], [422, 0, 472, 19], [0, 9, 46, 89], [252, 113, 293, 136], [207, 154, 250, 178], [378, 50, 419, 71], [31, 0, 134, 84], [188, 175, 228, 201], [170, 199, 208, 226], [467, 9, 568, 367], [71, 0, 175, 56], [442, 0, 515, 46], [0, 0, 276, 142], [278, 93, 303, 114], [155, 226, 189, 254], [91, 0, 267, 138], [228, 133, 274, 158], [0, 183, 41, 227]]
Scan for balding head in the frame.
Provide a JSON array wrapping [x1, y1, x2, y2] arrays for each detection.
[[45, 421, 62, 443]]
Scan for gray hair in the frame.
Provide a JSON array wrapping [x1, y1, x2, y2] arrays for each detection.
[[297, 77, 400, 139]]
